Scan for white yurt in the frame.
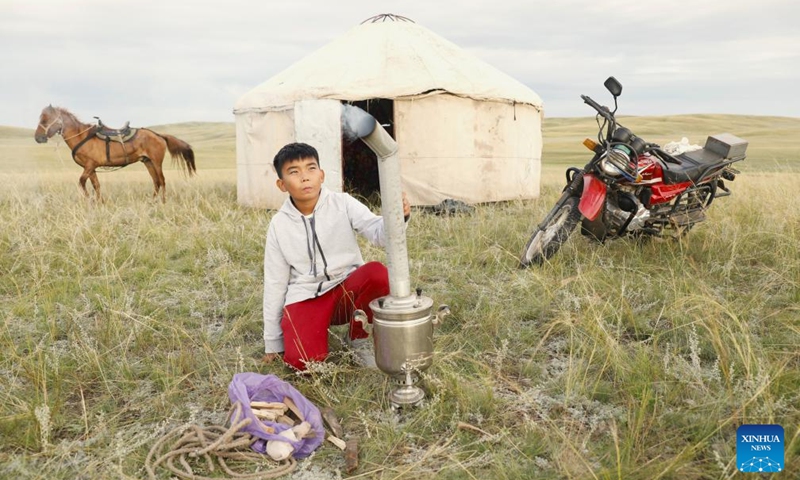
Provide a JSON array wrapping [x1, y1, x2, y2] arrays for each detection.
[[234, 14, 543, 209]]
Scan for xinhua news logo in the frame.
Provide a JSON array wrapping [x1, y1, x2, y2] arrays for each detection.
[[737, 424, 784, 473]]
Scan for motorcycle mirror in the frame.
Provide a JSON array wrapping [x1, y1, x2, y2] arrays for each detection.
[[604, 77, 623, 97]]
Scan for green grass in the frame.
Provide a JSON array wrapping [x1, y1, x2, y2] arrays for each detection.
[[0, 116, 798, 479]]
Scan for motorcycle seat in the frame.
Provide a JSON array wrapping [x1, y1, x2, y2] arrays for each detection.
[[662, 149, 726, 184]]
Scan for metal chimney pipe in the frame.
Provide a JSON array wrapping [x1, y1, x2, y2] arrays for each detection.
[[342, 107, 412, 304]]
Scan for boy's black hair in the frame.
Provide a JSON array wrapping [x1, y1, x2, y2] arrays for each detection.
[[273, 142, 319, 179]]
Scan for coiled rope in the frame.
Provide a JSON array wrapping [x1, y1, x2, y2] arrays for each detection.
[[145, 402, 296, 479]]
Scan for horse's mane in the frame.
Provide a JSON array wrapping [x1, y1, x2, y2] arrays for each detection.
[[52, 106, 81, 123]]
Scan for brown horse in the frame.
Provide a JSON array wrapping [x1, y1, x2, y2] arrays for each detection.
[[34, 105, 196, 202]]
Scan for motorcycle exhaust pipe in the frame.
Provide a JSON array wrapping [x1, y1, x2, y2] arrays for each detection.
[[341, 105, 449, 408]]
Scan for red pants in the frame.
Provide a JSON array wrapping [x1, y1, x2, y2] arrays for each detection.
[[281, 262, 389, 370]]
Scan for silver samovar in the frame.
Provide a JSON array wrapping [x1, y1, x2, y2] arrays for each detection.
[[342, 105, 450, 408]]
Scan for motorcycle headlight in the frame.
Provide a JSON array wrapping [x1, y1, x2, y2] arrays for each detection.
[[600, 146, 632, 176], [599, 153, 624, 177], [602, 145, 637, 179]]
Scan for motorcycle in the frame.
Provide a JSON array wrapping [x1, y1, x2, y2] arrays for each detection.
[[520, 76, 747, 267]]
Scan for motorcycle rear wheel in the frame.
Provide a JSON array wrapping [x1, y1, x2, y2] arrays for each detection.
[[520, 197, 582, 267]]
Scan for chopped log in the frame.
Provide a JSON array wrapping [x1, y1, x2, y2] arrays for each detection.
[[326, 435, 346, 450], [282, 396, 305, 422], [276, 415, 295, 427], [344, 438, 359, 473], [257, 421, 276, 434], [250, 401, 288, 413], [320, 407, 344, 438], [251, 409, 280, 421]]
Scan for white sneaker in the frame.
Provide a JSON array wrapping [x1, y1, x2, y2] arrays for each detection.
[[345, 336, 377, 369]]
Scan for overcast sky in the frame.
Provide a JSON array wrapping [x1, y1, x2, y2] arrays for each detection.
[[3, 0, 798, 128]]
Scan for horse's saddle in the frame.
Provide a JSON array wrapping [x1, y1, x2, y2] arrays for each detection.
[[70, 117, 140, 164], [94, 117, 137, 142]]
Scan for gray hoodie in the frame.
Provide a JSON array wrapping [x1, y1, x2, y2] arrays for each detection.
[[263, 187, 389, 353]]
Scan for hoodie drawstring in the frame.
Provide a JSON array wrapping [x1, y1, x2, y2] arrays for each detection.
[[309, 216, 331, 281], [301, 217, 317, 277], [304, 215, 331, 297]]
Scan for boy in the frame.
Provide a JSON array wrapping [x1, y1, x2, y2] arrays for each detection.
[[262, 142, 411, 370]]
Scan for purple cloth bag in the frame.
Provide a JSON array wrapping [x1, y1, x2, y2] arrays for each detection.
[[227, 372, 324, 458]]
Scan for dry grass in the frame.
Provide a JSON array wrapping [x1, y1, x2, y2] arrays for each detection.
[[0, 116, 798, 479]]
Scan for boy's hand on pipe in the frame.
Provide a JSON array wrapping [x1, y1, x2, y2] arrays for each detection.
[[402, 192, 411, 219]]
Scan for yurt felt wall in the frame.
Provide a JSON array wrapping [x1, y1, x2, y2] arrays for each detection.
[[395, 94, 541, 205]]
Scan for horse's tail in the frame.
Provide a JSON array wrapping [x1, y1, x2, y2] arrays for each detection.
[[159, 133, 196, 176]]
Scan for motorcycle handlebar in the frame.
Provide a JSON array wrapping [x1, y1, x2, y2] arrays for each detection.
[[581, 92, 685, 167], [581, 94, 614, 123]]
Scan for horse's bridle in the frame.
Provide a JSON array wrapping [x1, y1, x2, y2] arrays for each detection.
[[39, 114, 64, 138], [38, 114, 93, 142]]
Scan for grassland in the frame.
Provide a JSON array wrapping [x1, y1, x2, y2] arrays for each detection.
[[0, 115, 798, 479]]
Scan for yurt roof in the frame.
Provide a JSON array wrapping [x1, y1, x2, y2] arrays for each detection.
[[234, 15, 543, 113]]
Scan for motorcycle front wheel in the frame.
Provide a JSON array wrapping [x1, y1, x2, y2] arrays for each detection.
[[520, 196, 582, 267]]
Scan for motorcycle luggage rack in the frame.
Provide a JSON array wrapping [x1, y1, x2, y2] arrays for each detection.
[[697, 157, 744, 182], [667, 153, 744, 185]]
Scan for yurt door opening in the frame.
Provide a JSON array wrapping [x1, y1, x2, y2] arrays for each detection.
[[342, 99, 394, 203]]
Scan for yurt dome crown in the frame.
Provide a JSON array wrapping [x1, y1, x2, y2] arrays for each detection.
[[361, 13, 415, 23]]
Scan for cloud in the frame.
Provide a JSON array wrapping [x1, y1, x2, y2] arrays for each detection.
[[2, 0, 798, 127]]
